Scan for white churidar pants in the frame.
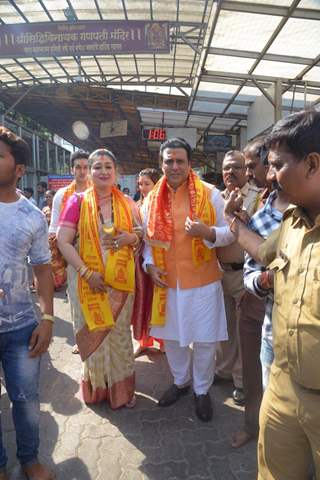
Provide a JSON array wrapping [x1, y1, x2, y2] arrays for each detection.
[[164, 340, 217, 395]]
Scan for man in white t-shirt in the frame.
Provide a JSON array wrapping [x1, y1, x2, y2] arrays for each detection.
[[0, 127, 54, 480], [49, 150, 90, 354]]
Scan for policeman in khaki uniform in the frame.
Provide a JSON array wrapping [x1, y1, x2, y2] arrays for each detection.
[[224, 109, 320, 480], [215, 150, 261, 405]]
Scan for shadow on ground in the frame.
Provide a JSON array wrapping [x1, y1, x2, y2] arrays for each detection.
[[1, 289, 257, 479], [87, 351, 257, 480]]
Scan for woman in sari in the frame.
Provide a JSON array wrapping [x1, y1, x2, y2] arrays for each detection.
[[136, 169, 160, 208], [133, 168, 165, 357], [57, 149, 141, 409]]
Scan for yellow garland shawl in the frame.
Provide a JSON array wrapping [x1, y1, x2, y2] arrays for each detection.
[[78, 186, 135, 331], [150, 173, 216, 327]]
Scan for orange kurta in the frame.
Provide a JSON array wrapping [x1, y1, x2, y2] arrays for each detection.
[[165, 181, 222, 289]]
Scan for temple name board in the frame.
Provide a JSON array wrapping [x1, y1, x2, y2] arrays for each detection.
[[0, 20, 170, 57]]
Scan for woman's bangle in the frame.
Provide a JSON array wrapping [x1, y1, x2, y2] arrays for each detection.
[[77, 265, 88, 277], [133, 226, 144, 240], [83, 269, 94, 281], [77, 265, 85, 274], [77, 265, 94, 281], [131, 233, 140, 248]]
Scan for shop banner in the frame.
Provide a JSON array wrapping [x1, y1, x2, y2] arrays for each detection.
[[48, 175, 73, 190]]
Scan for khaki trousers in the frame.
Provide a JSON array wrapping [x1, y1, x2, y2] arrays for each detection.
[[258, 364, 320, 480], [216, 269, 244, 388]]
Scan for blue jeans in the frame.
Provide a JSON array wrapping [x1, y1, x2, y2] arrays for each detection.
[[260, 335, 274, 391], [0, 322, 40, 468]]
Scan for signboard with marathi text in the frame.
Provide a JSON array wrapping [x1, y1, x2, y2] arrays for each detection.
[[48, 175, 73, 191], [0, 21, 170, 58]]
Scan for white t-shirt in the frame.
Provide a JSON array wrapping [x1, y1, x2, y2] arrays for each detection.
[[49, 186, 67, 234], [0, 195, 50, 332]]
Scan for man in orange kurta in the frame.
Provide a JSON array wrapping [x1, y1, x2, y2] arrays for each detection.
[[142, 138, 234, 422]]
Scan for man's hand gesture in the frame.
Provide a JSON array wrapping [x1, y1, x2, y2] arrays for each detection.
[[224, 188, 243, 218]]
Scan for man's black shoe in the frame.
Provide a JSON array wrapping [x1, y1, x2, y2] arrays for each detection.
[[232, 387, 245, 406], [194, 393, 213, 422], [158, 384, 190, 407]]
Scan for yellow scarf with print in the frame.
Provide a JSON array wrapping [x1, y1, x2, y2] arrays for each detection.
[[78, 186, 135, 331], [149, 171, 216, 326]]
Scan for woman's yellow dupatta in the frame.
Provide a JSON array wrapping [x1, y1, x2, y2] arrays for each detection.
[[78, 186, 135, 331], [150, 171, 216, 327], [105, 188, 135, 292]]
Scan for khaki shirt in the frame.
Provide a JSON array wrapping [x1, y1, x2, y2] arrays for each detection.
[[259, 206, 320, 390]]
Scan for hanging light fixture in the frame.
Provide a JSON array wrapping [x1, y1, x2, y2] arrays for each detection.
[[72, 121, 90, 140]]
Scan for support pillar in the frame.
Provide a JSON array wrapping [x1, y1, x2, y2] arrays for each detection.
[[274, 79, 282, 123]]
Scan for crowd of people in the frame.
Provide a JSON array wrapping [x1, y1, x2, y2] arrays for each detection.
[[0, 108, 319, 480]]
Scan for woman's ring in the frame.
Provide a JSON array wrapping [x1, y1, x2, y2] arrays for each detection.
[[114, 240, 119, 249]]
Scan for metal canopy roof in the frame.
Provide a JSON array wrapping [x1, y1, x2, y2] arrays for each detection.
[[188, 0, 320, 138], [1, 0, 320, 153]]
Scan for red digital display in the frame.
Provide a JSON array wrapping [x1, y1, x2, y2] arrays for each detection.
[[143, 128, 166, 141]]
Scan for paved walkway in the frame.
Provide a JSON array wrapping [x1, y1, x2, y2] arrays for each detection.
[[2, 290, 257, 480]]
